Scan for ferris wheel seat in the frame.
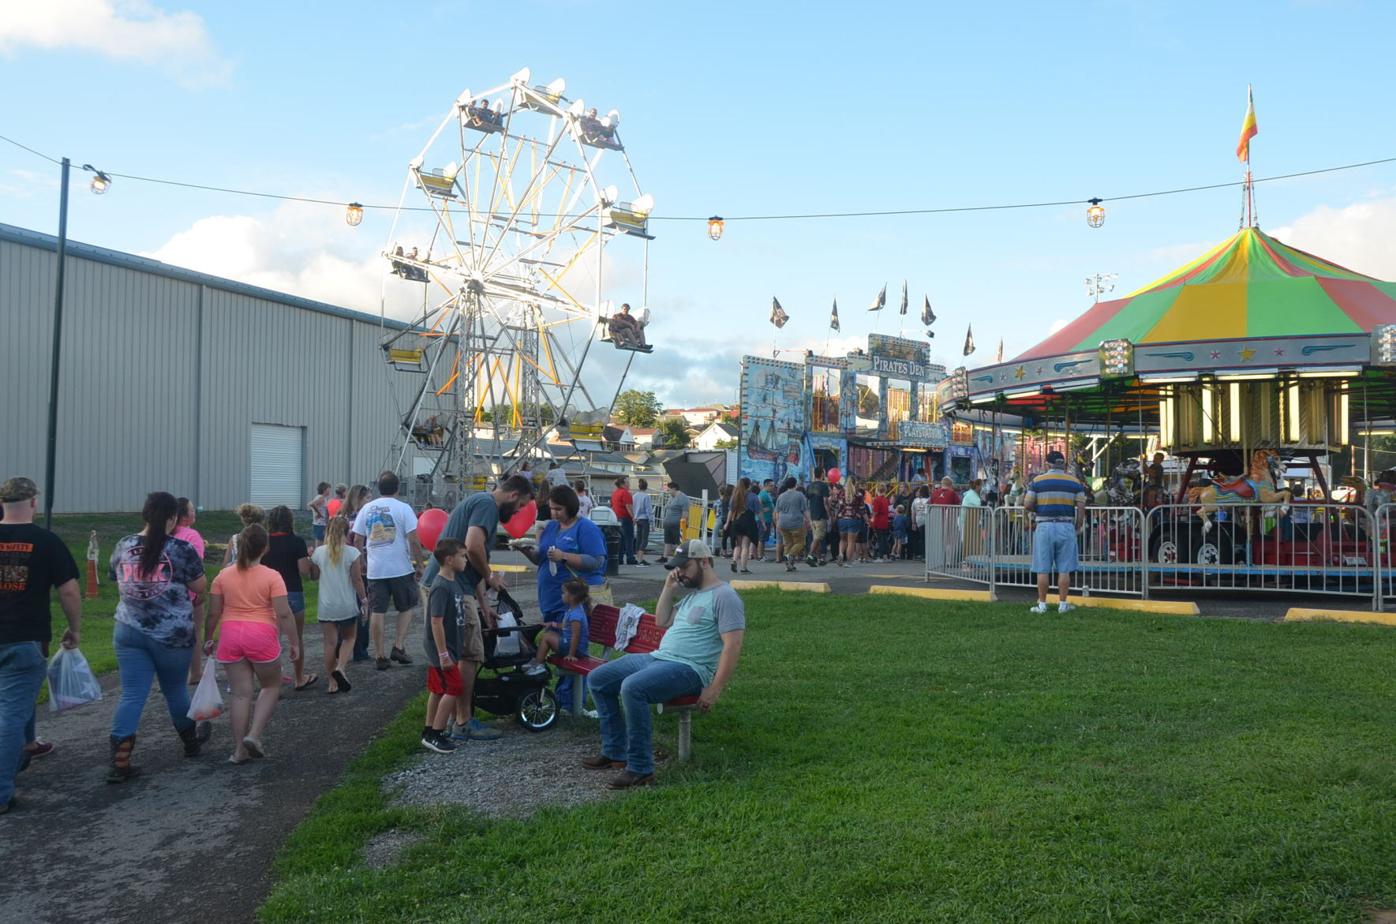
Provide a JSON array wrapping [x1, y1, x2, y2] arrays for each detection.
[[385, 346, 427, 371], [521, 85, 565, 112], [417, 169, 458, 197], [603, 205, 652, 238], [464, 107, 505, 133], [579, 120, 622, 149]]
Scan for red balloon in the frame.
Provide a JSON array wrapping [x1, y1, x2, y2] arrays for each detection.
[[417, 507, 448, 551], [827, 468, 841, 485], [503, 500, 538, 539]]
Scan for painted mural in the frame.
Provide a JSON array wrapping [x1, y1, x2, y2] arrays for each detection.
[[739, 357, 808, 484]]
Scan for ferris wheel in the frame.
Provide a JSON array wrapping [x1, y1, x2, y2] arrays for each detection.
[[380, 67, 654, 502]]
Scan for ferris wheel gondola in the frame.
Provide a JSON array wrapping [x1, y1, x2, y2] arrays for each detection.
[[379, 67, 654, 504]]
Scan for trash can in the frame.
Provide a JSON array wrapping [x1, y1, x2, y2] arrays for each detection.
[[601, 524, 622, 576]]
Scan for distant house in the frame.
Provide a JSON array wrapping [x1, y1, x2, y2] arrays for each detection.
[[693, 421, 739, 451], [629, 426, 658, 448], [602, 425, 634, 449], [663, 405, 727, 428]]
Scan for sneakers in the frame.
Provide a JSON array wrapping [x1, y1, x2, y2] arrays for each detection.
[[467, 718, 502, 741], [23, 740, 54, 760], [522, 661, 547, 677], [1029, 602, 1050, 614], [1058, 602, 1075, 613], [390, 647, 412, 665], [657, 557, 669, 565], [375, 657, 390, 671], [421, 729, 457, 753], [448, 724, 469, 743]]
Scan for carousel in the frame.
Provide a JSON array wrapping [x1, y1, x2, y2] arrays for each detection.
[[944, 221, 1396, 605]]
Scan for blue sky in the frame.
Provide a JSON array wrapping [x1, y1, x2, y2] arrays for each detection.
[[3, 0, 1396, 406]]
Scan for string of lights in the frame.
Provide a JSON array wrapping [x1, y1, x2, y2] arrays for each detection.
[[3, 131, 1394, 229]]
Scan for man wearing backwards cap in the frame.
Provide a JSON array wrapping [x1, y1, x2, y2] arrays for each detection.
[[0, 477, 83, 814], [582, 539, 745, 789], [1024, 451, 1088, 614]]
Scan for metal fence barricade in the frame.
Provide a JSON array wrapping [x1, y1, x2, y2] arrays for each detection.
[[924, 504, 994, 586], [1145, 502, 1378, 606], [988, 506, 1146, 598]]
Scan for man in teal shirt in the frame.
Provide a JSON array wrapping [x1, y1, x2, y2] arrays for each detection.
[[581, 539, 745, 789]]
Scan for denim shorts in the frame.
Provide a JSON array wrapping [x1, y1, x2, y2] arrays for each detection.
[[312, 524, 326, 541], [286, 591, 306, 614], [1032, 521, 1078, 574]]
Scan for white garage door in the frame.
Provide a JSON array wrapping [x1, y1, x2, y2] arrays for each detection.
[[249, 424, 304, 508]]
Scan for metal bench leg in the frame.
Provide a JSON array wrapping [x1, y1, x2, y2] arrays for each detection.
[[572, 673, 585, 715], [677, 710, 692, 763]]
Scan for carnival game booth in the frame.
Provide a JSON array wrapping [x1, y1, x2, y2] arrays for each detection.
[[936, 226, 1396, 608]]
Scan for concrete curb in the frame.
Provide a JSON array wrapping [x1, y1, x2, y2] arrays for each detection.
[[869, 585, 997, 602], [730, 580, 831, 593], [1283, 607, 1396, 627], [1063, 595, 1200, 616]]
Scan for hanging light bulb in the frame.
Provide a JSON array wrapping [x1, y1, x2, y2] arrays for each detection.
[[707, 216, 724, 241], [345, 202, 364, 226], [1086, 197, 1105, 228], [82, 164, 111, 194]]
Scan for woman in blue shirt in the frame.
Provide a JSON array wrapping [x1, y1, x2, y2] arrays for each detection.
[[518, 484, 607, 619]]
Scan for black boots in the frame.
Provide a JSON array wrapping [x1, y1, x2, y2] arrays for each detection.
[[178, 721, 213, 758], [106, 735, 138, 783]]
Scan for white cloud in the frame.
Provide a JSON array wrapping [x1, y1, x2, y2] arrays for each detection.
[[1048, 318, 1070, 335], [1270, 196, 1396, 279], [0, 0, 231, 88]]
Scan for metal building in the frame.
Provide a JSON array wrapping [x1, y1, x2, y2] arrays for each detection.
[[0, 222, 426, 513]]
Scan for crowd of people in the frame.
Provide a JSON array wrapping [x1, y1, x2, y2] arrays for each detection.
[[0, 465, 747, 805]]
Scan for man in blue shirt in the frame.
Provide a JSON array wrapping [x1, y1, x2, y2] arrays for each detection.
[[1024, 451, 1087, 614]]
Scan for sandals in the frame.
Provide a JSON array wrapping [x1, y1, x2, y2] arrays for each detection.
[[294, 674, 319, 692], [730, 561, 736, 573], [329, 669, 351, 694]]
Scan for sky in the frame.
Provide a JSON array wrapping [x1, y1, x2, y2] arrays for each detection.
[[3, 0, 1396, 410]]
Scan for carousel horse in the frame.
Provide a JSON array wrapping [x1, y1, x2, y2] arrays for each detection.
[[1198, 448, 1292, 533], [1093, 457, 1143, 507]]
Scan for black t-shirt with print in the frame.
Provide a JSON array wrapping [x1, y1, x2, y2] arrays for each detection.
[[0, 524, 80, 646], [265, 533, 309, 594]]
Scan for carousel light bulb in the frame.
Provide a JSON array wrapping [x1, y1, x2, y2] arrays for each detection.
[[707, 216, 724, 241], [83, 164, 111, 194], [1086, 198, 1105, 228], [1372, 324, 1396, 365], [345, 202, 364, 227]]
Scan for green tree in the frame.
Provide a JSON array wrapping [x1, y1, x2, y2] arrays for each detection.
[[614, 389, 663, 426], [657, 417, 692, 448], [714, 438, 739, 450]]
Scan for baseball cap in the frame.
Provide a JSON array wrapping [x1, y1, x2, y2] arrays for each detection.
[[0, 476, 39, 503], [1045, 450, 1066, 465], [665, 538, 712, 569]]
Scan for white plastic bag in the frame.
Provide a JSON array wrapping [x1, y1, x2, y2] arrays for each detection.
[[187, 657, 223, 721], [493, 606, 522, 658], [47, 647, 103, 713]]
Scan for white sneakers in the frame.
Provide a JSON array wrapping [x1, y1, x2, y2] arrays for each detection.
[[1029, 601, 1075, 614]]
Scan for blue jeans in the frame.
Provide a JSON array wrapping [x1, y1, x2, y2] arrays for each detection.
[[619, 518, 637, 564], [112, 622, 195, 739], [589, 654, 702, 775], [0, 641, 47, 805]]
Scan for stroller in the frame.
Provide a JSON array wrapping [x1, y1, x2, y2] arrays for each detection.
[[473, 588, 559, 732]]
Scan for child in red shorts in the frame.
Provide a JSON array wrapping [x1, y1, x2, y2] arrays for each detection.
[[422, 539, 469, 753]]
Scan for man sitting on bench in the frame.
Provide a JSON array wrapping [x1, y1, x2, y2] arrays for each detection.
[[606, 302, 647, 350], [583, 539, 745, 789]]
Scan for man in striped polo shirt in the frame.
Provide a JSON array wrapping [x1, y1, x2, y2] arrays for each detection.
[[1024, 450, 1088, 614]]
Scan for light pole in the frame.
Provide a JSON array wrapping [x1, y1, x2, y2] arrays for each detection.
[[43, 159, 108, 528]]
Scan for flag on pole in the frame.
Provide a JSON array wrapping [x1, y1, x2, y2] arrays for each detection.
[[898, 280, 908, 316], [868, 284, 886, 312], [963, 325, 975, 356], [830, 298, 840, 332], [996, 339, 1004, 363], [921, 295, 936, 326], [1236, 84, 1258, 162], [770, 297, 789, 329]]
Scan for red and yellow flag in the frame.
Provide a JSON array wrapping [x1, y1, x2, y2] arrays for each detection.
[[1236, 85, 1258, 162]]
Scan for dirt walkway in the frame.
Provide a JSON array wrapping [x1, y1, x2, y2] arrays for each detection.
[[0, 594, 504, 924]]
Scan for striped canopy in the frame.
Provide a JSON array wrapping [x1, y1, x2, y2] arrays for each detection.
[[1019, 227, 1396, 360]]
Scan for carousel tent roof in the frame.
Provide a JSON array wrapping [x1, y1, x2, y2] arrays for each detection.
[[1019, 227, 1396, 360]]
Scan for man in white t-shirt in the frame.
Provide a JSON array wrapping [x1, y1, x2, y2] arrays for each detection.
[[351, 471, 425, 671], [546, 462, 569, 490]]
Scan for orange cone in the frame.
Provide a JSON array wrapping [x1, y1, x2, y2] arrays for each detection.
[[85, 530, 99, 599]]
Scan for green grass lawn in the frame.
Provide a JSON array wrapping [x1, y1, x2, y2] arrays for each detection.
[[45, 511, 321, 678], [258, 590, 1396, 923]]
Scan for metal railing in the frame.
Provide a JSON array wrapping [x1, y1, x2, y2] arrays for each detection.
[[990, 505, 1147, 597], [924, 504, 995, 587], [1145, 502, 1378, 607], [1376, 503, 1395, 610]]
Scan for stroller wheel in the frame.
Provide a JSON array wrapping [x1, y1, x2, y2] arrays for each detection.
[[517, 687, 559, 732]]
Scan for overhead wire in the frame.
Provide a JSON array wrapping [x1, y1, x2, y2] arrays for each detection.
[[3, 131, 1395, 226]]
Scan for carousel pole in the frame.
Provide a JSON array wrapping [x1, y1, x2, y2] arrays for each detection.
[[1363, 382, 1371, 482]]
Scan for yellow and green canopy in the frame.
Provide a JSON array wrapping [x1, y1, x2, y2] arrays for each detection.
[[1020, 227, 1396, 360]]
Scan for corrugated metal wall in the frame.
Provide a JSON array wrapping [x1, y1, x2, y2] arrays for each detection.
[[0, 227, 434, 512]]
